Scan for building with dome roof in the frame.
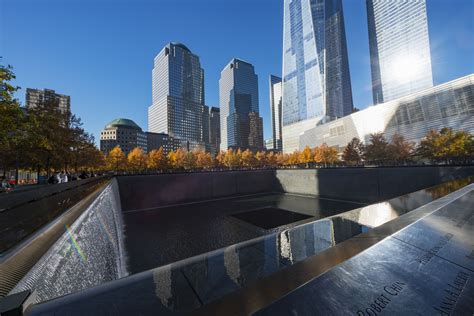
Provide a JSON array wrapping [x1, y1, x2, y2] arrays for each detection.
[[100, 118, 147, 155]]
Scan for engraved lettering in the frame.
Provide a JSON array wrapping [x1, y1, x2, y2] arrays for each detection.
[[415, 233, 453, 265], [384, 286, 398, 296], [356, 281, 405, 314], [433, 271, 470, 314]]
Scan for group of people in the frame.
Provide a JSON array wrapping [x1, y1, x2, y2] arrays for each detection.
[[47, 170, 96, 184], [1, 176, 13, 193]]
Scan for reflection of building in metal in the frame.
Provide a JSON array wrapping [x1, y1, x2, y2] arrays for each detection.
[[26, 88, 71, 114], [367, 0, 433, 104], [269, 75, 282, 151], [282, 0, 353, 152], [224, 245, 241, 285], [209, 107, 220, 155], [100, 118, 147, 155], [299, 75, 474, 151], [148, 43, 210, 152], [153, 267, 172, 308], [219, 58, 263, 151]]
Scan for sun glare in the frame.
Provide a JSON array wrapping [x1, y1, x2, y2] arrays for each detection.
[[391, 55, 423, 84]]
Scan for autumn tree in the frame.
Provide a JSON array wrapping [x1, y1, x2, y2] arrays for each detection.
[[287, 150, 301, 166], [0, 62, 33, 181], [195, 150, 213, 169], [241, 149, 255, 168], [342, 137, 364, 166], [319, 143, 339, 166], [255, 151, 267, 168], [364, 133, 390, 165], [266, 151, 278, 168], [106, 146, 126, 172], [418, 128, 474, 163], [299, 146, 314, 168], [183, 151, 196, 170], [388, 134, 415, 164], [168, 148, 187, 170], [276, 152, 288, 167], [215, 151, 226, 169], [127, 147, 147, 173], [147, 147, 168, 172], [223, 148, 241, 169]]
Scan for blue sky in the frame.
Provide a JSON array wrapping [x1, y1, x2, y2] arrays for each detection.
[[1, 0, 473, 142]]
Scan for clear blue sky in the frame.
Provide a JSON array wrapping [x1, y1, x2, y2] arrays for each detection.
[[1, 0, 473, 143]]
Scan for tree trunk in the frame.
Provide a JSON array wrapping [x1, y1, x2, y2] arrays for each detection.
[[37, 164, 41, 185], [15, 151, 19, 186]]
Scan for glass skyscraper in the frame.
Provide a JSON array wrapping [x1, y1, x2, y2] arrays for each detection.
[[148, 42, 209, 151], [282, 0, 353, 152], [269, 75, 283, 151], [219, 59, 263, 151], [367, 0, 433, 104]]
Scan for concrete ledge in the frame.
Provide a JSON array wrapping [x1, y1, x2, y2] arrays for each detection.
[[0, 177, 106, 211]]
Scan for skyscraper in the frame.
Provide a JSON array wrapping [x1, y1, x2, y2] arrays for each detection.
[[148, 42, 209, 152], [209, 107, 221, 155], [367, 0, 433, 104], [219, 58, 263, 151], [269, 75, 283, 151], [26, 88, 71, 114], [282, 0, 353, 152]]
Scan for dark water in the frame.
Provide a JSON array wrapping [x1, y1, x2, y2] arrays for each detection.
[[232, 207, 313, 229], [122, 193, 364, 274]]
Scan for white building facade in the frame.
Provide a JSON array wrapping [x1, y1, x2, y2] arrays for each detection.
[[299, 75, 474, 150]]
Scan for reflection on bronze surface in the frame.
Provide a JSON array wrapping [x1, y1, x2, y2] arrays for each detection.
[[426, 177, 473, 199]]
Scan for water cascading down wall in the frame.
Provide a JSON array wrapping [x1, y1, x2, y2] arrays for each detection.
[[10, 179, 127, 303]]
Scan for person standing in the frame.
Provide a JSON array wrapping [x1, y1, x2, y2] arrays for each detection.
[[61, 171, 68, 183], [56, 172, 62, 184]]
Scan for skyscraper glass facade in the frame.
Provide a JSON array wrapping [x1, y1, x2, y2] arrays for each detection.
[[282, 0, 353, 152], [367, 0, 433, 104], [148, 43, 209, 151], [219, 59, 263, 151], [269, 75, 283, 151]]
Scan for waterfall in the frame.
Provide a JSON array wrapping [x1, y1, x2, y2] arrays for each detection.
[[10, 179, 127, 303]]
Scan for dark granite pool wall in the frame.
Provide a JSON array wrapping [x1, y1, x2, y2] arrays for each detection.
[[116, 166, 474, 211], [117, 170, 279, 211], [275, 166, 474, 203]]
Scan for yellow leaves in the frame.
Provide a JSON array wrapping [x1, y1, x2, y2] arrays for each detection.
[[147, 147, 167, 170], [241, 149, 255, 167], [299, 146, 313, 164], [222, 148, 241, 169], [106, 146, 126, 171], [419, 128, 474, 161], [127, 147, 147, 172], [167, 148, 187, 170], [195, 150, 214, 169]]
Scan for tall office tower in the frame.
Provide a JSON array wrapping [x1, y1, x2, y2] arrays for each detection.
[[25, 88, 71, 114], [367, 0, 433, 104], [219, 58, 263, 151], [148, 42, 209, 152], [209, 107, 221, 155], [282, 0, 353, 152], [269, 75, 283, 151]]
